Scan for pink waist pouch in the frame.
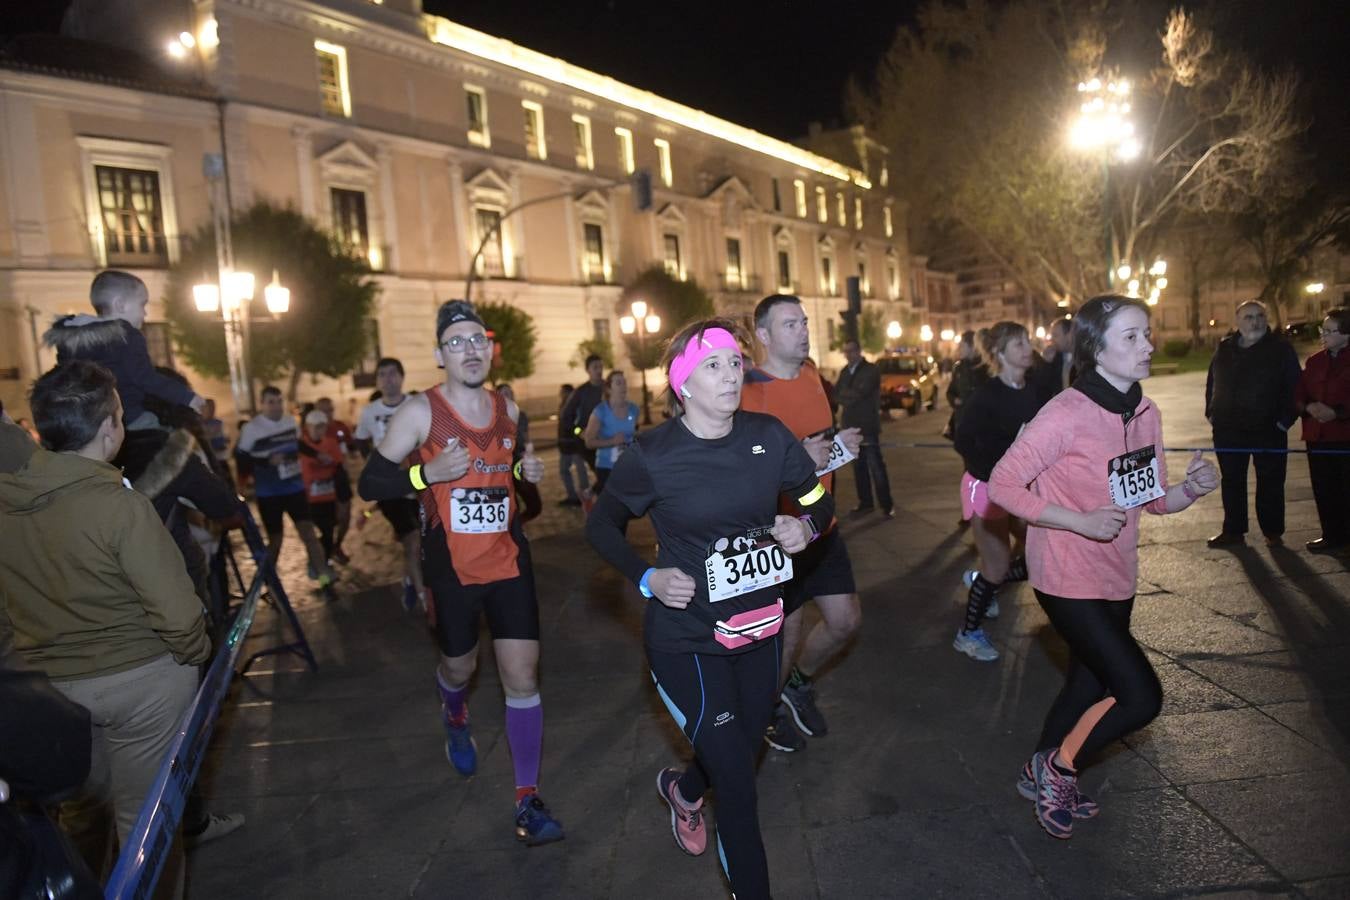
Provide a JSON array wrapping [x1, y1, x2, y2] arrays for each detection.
[[713, 598, 785, 650]]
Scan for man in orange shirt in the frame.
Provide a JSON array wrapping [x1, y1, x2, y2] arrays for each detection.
[[358, 300, 562, 847], [741, 294, 863, 752]]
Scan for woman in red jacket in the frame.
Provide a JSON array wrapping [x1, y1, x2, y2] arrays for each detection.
[[1295, 307, 1350, 554], [988, 295, 1219, 841]]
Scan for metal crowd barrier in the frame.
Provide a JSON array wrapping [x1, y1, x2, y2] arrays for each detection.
[[103, 502, 316, 899]]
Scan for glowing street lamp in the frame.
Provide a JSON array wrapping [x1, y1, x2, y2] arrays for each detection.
[[919, 324, 934, 343], [886, 320, 902, 341], [264, 270, 290, 314], [621, 299, 660, 424], [193, 266, 288, 414], [1069, 77, 1137, 160], [1070, 75, 1140, 286], [1306, 282, 1325, 294], [1035, 326, 1047, 340], [193, 282, 220, 313], [939, 328, 955, 342]]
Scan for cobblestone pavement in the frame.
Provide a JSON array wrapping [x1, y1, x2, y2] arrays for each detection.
[[189, 371, 1350, 899]]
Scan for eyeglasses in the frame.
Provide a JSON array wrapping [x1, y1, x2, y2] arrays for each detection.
[[441, 333, 491, 353]]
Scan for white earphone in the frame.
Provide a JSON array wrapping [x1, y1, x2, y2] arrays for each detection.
[[680, 384, 692, 399]]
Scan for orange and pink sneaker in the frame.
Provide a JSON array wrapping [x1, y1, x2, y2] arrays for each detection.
[[657, 768, 706, 856]]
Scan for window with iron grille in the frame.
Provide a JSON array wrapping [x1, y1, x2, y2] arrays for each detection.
[[663, 234, 681, 278], [95, 165, 168, 266], [726, 238, 743, 288], [583, 223, 606, 283], [352, 319, 382, 389], [572, 115, 594, 170], [523, 102, 545, 160], [315, 43, 349, 118], [466, 87, 489, 146], [475, 208, 505, 277], [330, 188, 369, 258], [777, 250, 792, 291]]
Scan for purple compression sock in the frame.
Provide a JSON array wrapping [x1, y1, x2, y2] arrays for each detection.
[[505, 693, 543, 792], [435, 669, 467, 726]]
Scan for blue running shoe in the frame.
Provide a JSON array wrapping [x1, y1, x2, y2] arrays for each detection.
[[953, 627, 999, 661], [444, 720, 477, 777], [514, 793, 564, 846], [1017, 759, 1098, 818]]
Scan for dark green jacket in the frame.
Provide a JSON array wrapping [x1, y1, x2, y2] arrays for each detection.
[[0, 449, 209, 680]]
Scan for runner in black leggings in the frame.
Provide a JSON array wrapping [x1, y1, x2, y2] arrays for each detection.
[[587, 319, 834, 899], [987, 295, 1218, 840], [951, 321, 1043, 662]]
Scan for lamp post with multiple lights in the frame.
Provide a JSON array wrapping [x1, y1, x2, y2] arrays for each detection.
[[1069, 76, 1140, 291], [619, 299, 661, 424], [191, 153, 288, 416]]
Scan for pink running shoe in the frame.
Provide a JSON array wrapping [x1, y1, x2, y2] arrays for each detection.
[[656, 768, 706, 856], [1031, 749, 1078, 839]]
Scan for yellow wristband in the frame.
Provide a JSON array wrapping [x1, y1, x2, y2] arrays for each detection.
[[408, 464, 427, 491], [513, 460, 524, 482]]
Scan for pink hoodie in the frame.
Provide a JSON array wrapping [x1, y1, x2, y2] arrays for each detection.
[[987, 388, 1170, 601]]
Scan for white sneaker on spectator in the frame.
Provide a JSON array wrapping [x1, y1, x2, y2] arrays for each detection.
[[185, 812, 245, 848]]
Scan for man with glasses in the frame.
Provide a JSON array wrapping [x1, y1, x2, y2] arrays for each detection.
[[354, 358, 425, 611], [358, 301, 563, 846], [1204, 300, 1301, 547]]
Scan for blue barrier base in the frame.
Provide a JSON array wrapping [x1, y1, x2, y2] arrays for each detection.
[[210, 501, 318, 677]]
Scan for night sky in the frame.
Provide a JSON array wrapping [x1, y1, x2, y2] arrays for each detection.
[[2, 0, 1346, 175]]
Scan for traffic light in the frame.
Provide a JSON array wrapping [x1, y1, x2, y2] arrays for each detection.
[[632, 168, 653, 213]]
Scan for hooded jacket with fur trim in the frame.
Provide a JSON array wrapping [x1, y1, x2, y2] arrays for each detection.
[[119, 428, 239, 591], [43, 316, 196, 426]]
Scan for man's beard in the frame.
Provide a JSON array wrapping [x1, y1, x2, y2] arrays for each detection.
[[461, 373, 487, 389]]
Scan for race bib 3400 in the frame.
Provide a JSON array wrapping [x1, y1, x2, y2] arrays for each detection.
[[704, 526, 793, 604]]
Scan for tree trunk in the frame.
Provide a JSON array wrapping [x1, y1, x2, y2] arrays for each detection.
[[287, 368, 302, 404], [1189, 282, 1202, 348]]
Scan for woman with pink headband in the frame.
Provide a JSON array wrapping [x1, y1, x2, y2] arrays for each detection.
[[587, 318, 835, 899]]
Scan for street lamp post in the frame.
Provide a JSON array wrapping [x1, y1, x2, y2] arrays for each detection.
[[620, 299, 660, 424], [1069, 76, 1140, 290], [193, 155, 289, 416]]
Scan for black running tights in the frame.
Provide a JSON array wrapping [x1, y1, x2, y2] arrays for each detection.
[[648, 637, 779, 900], [1034, 592, 1162, 766]]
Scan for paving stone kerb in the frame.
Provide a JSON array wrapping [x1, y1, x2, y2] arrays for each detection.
[[189, 370, 1349, 899]]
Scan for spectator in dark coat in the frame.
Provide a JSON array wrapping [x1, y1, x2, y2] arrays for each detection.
[[1204, 301, 1301, 548], [1030, 317, 1076, 401], [835, 340, 893, 516], [945, 331, 989, 438], [559, 355, 605, 476]]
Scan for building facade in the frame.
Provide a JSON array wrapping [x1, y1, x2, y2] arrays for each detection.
[[0, 0, 913, 421]]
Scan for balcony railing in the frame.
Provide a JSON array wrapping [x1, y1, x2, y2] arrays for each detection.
[[718, 273, 762, 294]]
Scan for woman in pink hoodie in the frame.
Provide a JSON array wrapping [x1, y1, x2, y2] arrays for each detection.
[[988, 295, 1219, 840]]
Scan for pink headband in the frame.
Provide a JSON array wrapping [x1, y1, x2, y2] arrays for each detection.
[[667, 327, 740, 399]]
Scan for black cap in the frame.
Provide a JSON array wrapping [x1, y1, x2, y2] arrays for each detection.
[[436, 300, 485, 341]]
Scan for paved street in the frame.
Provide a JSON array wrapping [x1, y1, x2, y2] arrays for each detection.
[[188, 370, 1350, 899]]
